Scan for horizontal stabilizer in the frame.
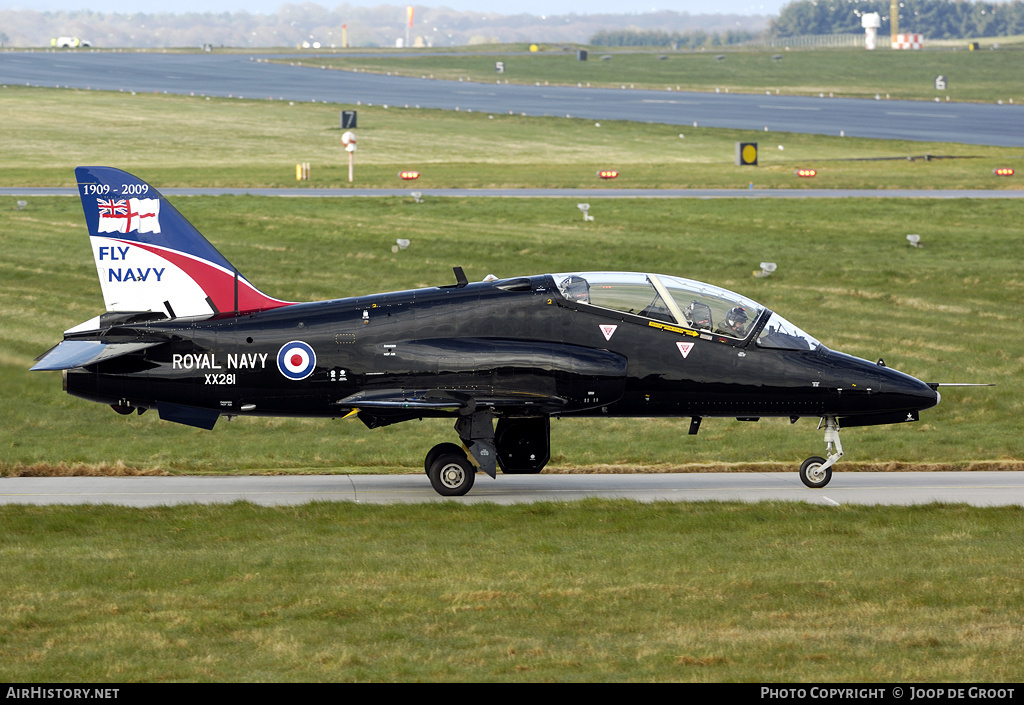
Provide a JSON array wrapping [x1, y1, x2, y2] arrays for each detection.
[[31, 340, 161, 371]]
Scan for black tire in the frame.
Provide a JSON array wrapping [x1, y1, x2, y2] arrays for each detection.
[[424, 442, 465, 474], [428, 452, 476, 497], [799, 456, 832, 488]]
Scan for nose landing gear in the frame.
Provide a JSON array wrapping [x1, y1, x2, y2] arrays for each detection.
[[800, 416, 843, 488]]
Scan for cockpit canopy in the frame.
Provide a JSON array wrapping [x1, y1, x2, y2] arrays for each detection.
[[552, 272, 821, 350]]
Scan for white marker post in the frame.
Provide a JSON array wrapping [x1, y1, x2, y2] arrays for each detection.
[[342, 131, 357, 183]]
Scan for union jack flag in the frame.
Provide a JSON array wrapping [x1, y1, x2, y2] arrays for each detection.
[[97, 198, 127, 217]]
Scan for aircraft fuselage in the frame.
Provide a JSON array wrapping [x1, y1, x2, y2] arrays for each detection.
[[64, 274, 937, 429]]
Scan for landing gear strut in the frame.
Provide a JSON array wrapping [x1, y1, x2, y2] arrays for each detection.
[[800, 416, 843, 488]]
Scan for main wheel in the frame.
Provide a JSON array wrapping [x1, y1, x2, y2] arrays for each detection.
[[428, 452, 476, 497], [424, 442, 465, 475], [799, 456, 832, 488]]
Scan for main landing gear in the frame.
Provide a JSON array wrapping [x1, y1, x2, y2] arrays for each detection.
[[799, 416, 843, 488], [423, 413, 551, 497], [425, 446, 476, 497]]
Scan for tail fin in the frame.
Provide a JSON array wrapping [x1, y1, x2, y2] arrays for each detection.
[[76, 166, 291, 318]]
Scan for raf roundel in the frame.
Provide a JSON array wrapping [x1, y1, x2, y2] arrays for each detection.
[[277, 341, 317, 380]]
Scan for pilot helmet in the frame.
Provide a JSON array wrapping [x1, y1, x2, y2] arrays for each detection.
[[725, 306, 748, 330]]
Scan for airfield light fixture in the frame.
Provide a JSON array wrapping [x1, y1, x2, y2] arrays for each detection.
[[795, 168, 817, 178], [410, 191, 423, 203], [907, 234, 922, 247], [993, 167, 1015, 176], [598, 170, 619, 179], [577, 203, 594, 221], [399, 171, 420, 180], [753, 262, 777, 278]]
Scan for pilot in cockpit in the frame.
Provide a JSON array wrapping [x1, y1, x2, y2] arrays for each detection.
[[715, 305, 750, 338]]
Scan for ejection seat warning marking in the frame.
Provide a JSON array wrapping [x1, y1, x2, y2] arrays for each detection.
[[677, 342, 694, 358], [648, 321, 699, 337], [600, 325, 617, 341]]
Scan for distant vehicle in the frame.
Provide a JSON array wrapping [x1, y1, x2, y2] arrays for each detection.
[[34, 167, 956, 496], [52, 37, 91, 48]]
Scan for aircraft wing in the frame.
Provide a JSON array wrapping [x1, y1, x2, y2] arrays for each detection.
[[31, 340, 162, 371], [337, 338, 626, 425], [337, 388, 569, 415]]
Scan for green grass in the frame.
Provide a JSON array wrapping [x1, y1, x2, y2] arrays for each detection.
[[2, 195, 1021, 475], [1, 86, 1021, 191], [2, 500, 1023, 682], [300, 44, 1024, 103]]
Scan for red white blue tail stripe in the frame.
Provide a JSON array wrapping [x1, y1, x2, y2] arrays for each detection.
[[76, 167, 292, 318]]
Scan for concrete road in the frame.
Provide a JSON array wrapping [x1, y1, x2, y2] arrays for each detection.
[[3, 472, 1023, 507]]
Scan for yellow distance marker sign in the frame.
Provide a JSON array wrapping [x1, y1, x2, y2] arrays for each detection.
[[736, 142, 758, 166]]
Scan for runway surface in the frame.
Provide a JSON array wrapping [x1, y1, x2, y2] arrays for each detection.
[[2, 51, 1023, 147], [3, 472, 1023, 507]]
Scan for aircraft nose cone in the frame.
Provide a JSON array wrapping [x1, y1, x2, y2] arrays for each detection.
[[886, 369, 939, 411]]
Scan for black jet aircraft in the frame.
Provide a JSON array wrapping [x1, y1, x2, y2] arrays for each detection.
[[32, 167, 944, 496]]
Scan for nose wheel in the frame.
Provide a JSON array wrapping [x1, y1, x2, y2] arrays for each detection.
[[799, 456, 831, 488], [800, 416, 843, 488]]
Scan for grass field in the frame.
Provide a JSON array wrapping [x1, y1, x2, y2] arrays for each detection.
[[2, 500, 1023, 682], [1, 74, 1023, 683], [298, 44, 1024, 103]]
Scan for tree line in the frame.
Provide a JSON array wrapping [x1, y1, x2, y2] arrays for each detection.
[[590, 29, 758, 48], [769, 0, 1024, 39]]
